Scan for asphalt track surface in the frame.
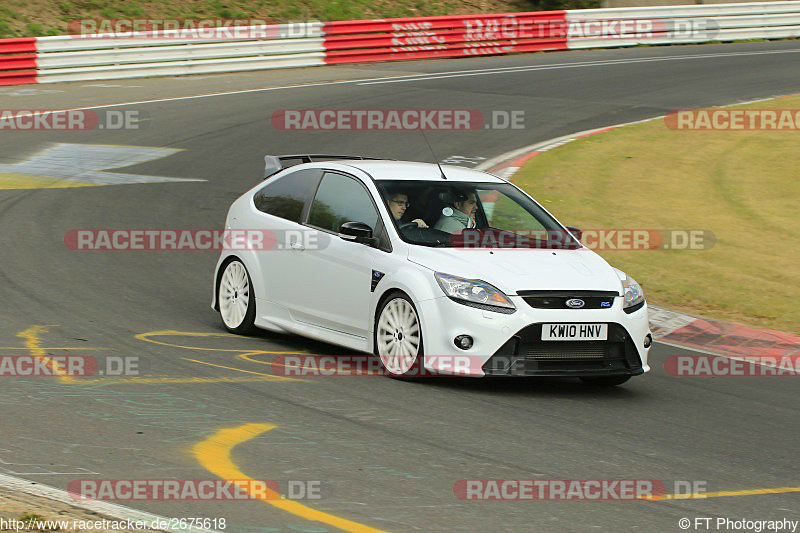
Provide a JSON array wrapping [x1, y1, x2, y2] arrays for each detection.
[[1, 41, 799, 532]]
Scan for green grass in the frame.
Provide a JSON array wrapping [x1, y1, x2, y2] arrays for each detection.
[[512, 94, 800, 333], [0, 0, 563, 38]]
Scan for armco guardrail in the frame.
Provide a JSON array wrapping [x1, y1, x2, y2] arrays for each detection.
[[0, 38, 37, 85], [566, 2, 800, 48], [0, 23, 326, 85], [1, 2, 798, 86], [322, 11, 568, 64]]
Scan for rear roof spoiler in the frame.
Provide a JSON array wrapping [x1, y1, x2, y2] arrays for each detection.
[[263, 154, 384, 179]]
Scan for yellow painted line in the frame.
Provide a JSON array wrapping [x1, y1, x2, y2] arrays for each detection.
[[138, 330, 313, 380], [17, 325, 77, 384], [182, 358, 304, 382], [137, 330, 305, 355], [11, 327, 288, 386], [8, 328, 306, 386], [193, 423, 386, 533], [238, 352, 308, 368], [136, 330, 249, 352], [646, 487, 800, 501], [0, 173, 100, 190], [0, 346, 106, 351]]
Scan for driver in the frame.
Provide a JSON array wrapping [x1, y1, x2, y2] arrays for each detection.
[[434, 188, 478, 233], [387, 189, 428, 229]]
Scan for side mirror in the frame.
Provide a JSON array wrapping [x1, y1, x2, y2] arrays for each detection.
[[565, 226, 583, 241], [339, 221, 378, 246]]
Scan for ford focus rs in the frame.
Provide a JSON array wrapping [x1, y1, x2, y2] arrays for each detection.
[[212, 154, 651, 385]]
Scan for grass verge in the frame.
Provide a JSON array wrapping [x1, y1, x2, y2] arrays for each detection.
[[0, 0, 593, 38], [512, 94, 800, 333]]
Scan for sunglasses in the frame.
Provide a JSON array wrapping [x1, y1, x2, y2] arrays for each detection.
[[391, 200, 411, 207]]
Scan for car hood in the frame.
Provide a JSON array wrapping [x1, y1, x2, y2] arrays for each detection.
[[407, 246, 622, 294]]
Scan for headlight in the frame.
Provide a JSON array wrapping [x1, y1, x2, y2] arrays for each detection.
[[614, 268, 645, 309], [434, 272, 515, 312]]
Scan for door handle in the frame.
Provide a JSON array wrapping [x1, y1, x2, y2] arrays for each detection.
[[289, 242, 305, 251]]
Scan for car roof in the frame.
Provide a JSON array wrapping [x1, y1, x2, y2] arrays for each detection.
[[299, 160, 505, 183]]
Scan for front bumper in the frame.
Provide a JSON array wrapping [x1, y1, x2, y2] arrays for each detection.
[[416, 295, 651, 377], [483, 322, 644, 377]]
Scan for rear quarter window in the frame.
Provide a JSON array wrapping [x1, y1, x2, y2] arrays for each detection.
[[253, 168, 321, 223]]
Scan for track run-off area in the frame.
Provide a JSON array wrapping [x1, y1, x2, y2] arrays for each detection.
[[1, 41, 799, 531]]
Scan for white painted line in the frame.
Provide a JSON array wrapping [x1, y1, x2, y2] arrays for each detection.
[[477, 115, 665, 173], [23, 46, 800, 117], [479, 90, 800, 174], [356, 48, 800, 86], [83, 84, 144, 88], [0, 473, 218, 533], [0, 144, 203, 187]]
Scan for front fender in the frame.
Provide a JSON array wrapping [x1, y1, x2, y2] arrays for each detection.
[[368, 262, 439, 352]]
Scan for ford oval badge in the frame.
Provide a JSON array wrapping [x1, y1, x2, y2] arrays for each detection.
[[566, 298, 585, 309]]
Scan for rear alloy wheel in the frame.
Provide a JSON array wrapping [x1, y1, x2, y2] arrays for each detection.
[[218, 259, 257, 335], [375, 294, 423, 379], [580, 375, 631, 387]]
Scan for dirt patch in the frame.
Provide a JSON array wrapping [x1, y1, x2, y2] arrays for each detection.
[[0, 486, 156, 533]]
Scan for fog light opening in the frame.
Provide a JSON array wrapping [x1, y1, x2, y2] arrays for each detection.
[[643, 334, 652, 349], [454, 335, 474, 350]]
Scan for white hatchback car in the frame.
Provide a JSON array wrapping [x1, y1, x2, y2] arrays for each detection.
[[212, 155, 651, 385]]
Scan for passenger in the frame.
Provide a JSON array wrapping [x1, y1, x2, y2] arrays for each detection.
[[387, 189, 428, 229], [434, 189, 478, 233]]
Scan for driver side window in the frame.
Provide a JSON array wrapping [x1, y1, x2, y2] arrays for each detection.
[[307, 172, 379, 233]]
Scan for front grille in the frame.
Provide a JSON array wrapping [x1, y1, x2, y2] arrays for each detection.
[[484, 323, 643, 377], [517, 290, 618, 310], [526, 346, 605, 360]]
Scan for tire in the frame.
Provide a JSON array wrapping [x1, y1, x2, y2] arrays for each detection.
[[579, 375, 631, 387], [218, 259, 258, 335], [374, 292, 424, 379]]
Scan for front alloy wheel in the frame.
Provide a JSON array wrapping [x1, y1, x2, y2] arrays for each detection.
[[218, 259, 257, 334], [375, 294, 423, 378]]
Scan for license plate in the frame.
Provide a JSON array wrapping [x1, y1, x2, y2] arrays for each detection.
[[542, 323, 607, 341]]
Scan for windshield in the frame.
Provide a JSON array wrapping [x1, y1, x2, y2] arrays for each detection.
[[376, 180, 581, 249]]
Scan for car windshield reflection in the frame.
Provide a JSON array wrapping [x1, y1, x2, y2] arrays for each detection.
[[376, 181, 581, 249]]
